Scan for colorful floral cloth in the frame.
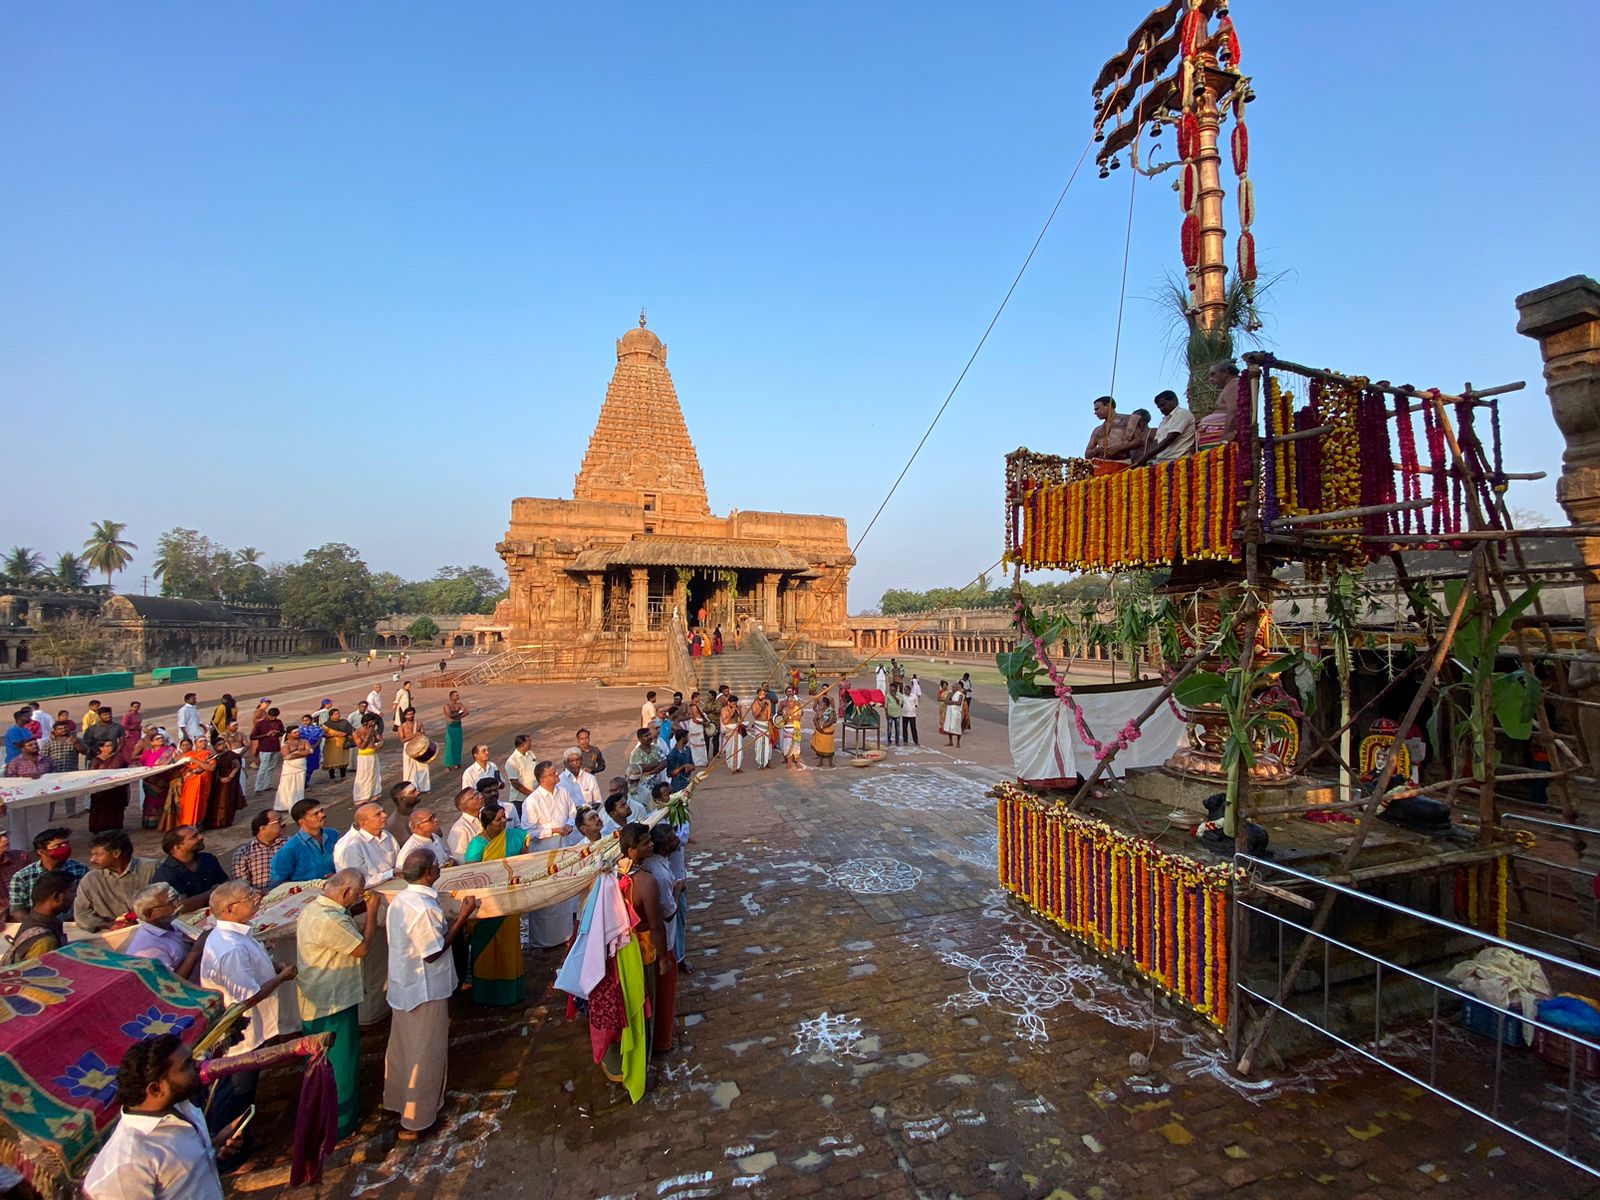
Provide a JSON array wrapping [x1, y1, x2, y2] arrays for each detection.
[[0, 943, 222, 1196]]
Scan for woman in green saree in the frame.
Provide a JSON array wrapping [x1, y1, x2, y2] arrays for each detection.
[[464, 803, 528, 1006]]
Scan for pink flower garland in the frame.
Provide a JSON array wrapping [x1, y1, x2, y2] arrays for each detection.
[[1016, 599, 1143, 762]]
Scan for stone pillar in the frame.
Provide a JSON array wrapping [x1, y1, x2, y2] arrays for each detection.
[[588, 573, 605, 629], [629, 568, 648, 633], [1517, 276, 1600, 650], [762, 573, 781, 626]]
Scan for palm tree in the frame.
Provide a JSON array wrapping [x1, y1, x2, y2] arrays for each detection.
[[1156, 272, 1279, 417], [3, 547, 44, 584], [52, 552, 89, 588], [82, 520, 137, 591], [234, 547, 264, 567]]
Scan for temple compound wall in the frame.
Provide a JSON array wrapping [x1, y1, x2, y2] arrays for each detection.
[[496, 316, 852, 682]]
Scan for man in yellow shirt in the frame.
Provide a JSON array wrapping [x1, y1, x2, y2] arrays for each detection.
[[295, 869, 381, 1138]]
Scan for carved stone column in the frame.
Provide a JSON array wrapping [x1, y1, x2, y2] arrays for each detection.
[[588, 573, 605, 629], [1517, 276, 1600, 651], [629, 568, 648, 633]]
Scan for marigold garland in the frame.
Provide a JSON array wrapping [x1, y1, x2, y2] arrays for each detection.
[[994, 783, 1237, 1027]]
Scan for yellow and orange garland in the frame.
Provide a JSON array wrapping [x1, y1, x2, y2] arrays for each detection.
[[1010, 444, 1241, 573], [994, 782, 1238, 1027]]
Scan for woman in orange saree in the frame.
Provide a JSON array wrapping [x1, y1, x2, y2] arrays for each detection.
[[172, 739, 217, 829]]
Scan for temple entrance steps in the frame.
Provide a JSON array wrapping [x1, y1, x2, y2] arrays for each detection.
[[689, 644, 783, 698]]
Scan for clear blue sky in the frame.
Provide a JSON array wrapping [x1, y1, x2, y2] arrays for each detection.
[[3, 3, 1593, 611]]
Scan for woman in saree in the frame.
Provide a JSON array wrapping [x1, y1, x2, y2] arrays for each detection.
[[463, 803, 528, 1007], [210, 693, 237, 739], [134, 731, 178, 829], [207, 733, 244, 828], [171, 737, 217, 830], [88, 739, 132, 831]]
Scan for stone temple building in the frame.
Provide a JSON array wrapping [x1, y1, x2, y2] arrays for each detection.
[[495, 315, 853, 680]]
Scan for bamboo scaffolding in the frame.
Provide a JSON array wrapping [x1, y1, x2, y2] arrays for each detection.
[[1236, 548, 1478, 1074]]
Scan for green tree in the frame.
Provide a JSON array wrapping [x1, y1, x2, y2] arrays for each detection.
[[51, 553, 90, 588], [31, 613, 108, 675], [406, 616, 441, 644], [222, 547, 277, 604], [152, 528, 231, 600], [3, 547, 44, 584], [278, 543, 380, 651], [82, 519, 137, 591]]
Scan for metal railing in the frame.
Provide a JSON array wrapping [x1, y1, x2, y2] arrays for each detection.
[[1499, 812, 1600, 959], [1234, 853, 1600, 1178]]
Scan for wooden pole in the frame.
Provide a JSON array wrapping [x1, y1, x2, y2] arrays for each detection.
[[1236, 551, 1477, 1074]]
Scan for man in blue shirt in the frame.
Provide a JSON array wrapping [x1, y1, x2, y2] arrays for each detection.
[[5, 708, 34, 763], [666, 728, 694, 794], [269, 799, 337, 885]]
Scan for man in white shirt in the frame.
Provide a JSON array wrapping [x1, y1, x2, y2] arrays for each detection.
[[523, 760, 579, 948], [558, 747, 603, 811], [84, 1033, 239, 1200], [366, 684, 384, 719], [175, 693, 205, 744], [641, 690, 658, 727], [1141, 388, 1198, 463], [460, 743, 501, 792], [445, 786, 483, 860], [399, 806, 453, 866], [392, 680, 412, 729], [902, 684, 921, 745], [332, 801, 397, 1023], [198, 882, 297, 1165], [503, 733, 538, 822], [384, 849, 477, 1137], [333, 802, 399, 887]]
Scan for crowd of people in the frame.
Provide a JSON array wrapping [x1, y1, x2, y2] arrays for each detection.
[[0, 664, 983, 1197]]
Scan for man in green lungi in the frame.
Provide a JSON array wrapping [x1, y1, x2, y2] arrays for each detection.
[[295, 868, 382, 1138]]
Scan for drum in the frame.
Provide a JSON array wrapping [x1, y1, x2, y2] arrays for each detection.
[[404, 734, 438, 763]]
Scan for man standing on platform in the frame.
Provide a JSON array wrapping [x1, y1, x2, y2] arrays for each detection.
[[1084, 395, 1139, 462], [1139, 389, 1197, 464], [296, 868, 381, 1139], [385, 849, 477, 1140], [442, 691, 468, 770]]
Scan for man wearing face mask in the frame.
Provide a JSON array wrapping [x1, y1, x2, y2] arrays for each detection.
[[7, 827, 88, 917], [199, 881, 298, 1168], [84, 1034, 247, 1199]]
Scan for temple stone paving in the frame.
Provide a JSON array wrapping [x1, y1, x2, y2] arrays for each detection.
[[203, 677, 1587, 1200]]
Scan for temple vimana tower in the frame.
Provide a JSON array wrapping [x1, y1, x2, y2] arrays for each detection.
[[496, 314, 853, 680]]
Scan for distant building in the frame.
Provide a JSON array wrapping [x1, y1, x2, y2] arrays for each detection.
[[494, 315, 853, 680]]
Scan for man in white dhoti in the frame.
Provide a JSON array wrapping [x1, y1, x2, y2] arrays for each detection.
[[385, 849, 476, 1139], [333, 802, 398, 1023], [875, 664, 888, 694], [521, 761, 577, 948], [352, 714, 384, 803]]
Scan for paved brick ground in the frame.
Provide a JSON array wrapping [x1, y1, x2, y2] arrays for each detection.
[[198, 679, 1591, 1200]]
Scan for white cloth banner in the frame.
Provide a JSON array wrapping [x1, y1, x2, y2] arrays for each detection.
[[0, 765, 172, 811], [1008, 682, 1186, 781]]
